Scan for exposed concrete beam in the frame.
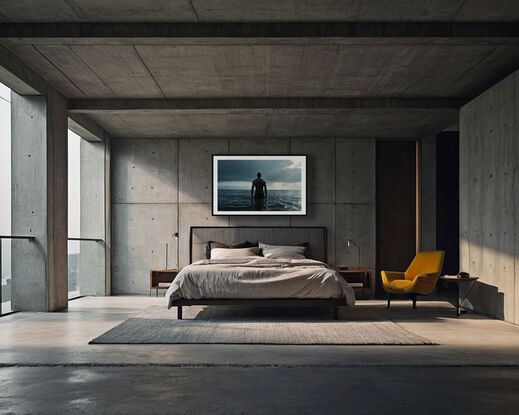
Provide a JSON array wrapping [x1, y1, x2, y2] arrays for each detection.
[[0, 45, 46, 95], [68, 113, 110, 142], [1, 22, 519, 40], [68, 97, 468, 113]]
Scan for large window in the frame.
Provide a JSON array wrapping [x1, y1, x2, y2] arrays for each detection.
[[0, 83, 12, 313], [68, 130, 81, 298], [1, 86, 90, 310]]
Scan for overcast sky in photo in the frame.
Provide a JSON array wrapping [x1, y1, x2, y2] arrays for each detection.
[[217, 159, 302, 190]]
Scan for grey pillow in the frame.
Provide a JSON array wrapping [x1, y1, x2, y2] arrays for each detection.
[[258, 242, 307, 259]]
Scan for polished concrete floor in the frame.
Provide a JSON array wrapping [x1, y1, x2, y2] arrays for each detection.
[[1, 296, 519, 414]]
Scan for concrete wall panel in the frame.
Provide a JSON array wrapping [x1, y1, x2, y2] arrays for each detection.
[[335, 204, 375, 270], [335, 139, 375, 204], [460, 70, 519, 323], [291, 138, 335, 204], [112, 139, 178, 204], [179, 138, 228, 204], [179, 204, 228, 267], [228, 216, 290, 227], [229, 138, 290, 154], [112, 203, 178, 294], [291, 203, 336, 265]]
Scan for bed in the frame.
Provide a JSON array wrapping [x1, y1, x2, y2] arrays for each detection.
[[166, 226, 355, 319]]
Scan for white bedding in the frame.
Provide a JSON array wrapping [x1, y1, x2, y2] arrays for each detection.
[[165, 257, 356, 308]]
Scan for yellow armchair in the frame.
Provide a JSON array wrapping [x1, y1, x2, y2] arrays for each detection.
[[381, 251, 445, 309]]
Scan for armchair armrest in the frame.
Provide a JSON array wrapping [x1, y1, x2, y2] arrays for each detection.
[[412, 273, 440, 295], [381, 271, 405, 289], [413, 273, 438, 281], [381, 271, 405, 282]]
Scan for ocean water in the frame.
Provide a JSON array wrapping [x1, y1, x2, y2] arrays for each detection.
[[218, 189, 302, 212]]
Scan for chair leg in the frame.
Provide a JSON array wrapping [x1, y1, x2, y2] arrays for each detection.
[[387, 294, 391, 309], [333, 306, 339, 320], [177, 306, 182, 320], [411, 294, 417, 309]]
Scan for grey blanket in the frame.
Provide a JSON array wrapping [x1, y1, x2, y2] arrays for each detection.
[[166, 257, 356, 308]]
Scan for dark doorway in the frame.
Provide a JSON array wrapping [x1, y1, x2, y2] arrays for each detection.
[[436, 131, 460, 275], [376, 141, 417, 296]]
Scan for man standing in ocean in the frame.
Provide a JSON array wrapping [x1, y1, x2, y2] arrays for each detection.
[[251, 172, 267, 209]]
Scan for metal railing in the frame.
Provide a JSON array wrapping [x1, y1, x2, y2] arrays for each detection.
[[1, 236, 105, 314], [0, 235, 35, 240], [68, 237, 103, 242], [1, 235, 35, 316]]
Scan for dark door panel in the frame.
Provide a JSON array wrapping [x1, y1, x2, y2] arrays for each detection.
[[376, 141, 417, 296]]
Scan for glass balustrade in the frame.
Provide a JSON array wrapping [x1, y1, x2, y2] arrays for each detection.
[[0, 235, 35, 315], [0, 236, 103, 314], [68, 238, 104, 300]]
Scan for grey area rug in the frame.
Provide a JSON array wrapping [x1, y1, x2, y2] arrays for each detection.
[[90, 306, 435, 345]]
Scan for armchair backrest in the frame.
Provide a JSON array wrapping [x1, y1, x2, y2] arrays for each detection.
[[404, 251, 445, 281]]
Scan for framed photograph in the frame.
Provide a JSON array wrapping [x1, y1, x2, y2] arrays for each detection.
[[213, 155, 307, 216]]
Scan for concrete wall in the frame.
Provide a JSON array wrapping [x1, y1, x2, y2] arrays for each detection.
[[111, 137, 377, 294], [459, 70, 519, 324]]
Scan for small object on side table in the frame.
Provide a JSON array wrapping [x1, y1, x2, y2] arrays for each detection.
[[335, 267, 375, 299], [439, 275, 479, 316], [150, 269, 181, 297]]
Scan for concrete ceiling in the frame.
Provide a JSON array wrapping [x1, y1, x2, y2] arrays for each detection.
[[0, 3, 518, 139], [1, 1, 519, 22], [7, 41, 519, 100]]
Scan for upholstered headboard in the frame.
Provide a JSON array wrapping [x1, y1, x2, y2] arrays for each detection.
[[190, 226, 327, 263]]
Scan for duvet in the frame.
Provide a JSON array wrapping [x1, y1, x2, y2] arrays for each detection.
[[166, 257, 356, 308]]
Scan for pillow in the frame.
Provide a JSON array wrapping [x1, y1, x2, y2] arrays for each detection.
[[205, 240, 259, 259], [205, 241, 228, 259], [232, 241, 258, 249], [258, 242, 307, 259], [210, 247, 260, 259]]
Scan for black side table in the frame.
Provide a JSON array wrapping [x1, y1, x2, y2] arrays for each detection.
[[439, 276, 479, 316]]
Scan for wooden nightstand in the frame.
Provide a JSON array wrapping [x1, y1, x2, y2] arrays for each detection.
[[150, 269, 181, 297], [335, 267, 375, 300]]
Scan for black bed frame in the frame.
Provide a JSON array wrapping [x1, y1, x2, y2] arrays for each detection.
[[172, 226, 346, 320], [172, 298, 344, 320]]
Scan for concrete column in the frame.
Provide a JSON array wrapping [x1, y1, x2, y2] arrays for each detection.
[[78, 138, 110, 295], [11, 91, 68, 311], [104, 137, 112, 295]]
